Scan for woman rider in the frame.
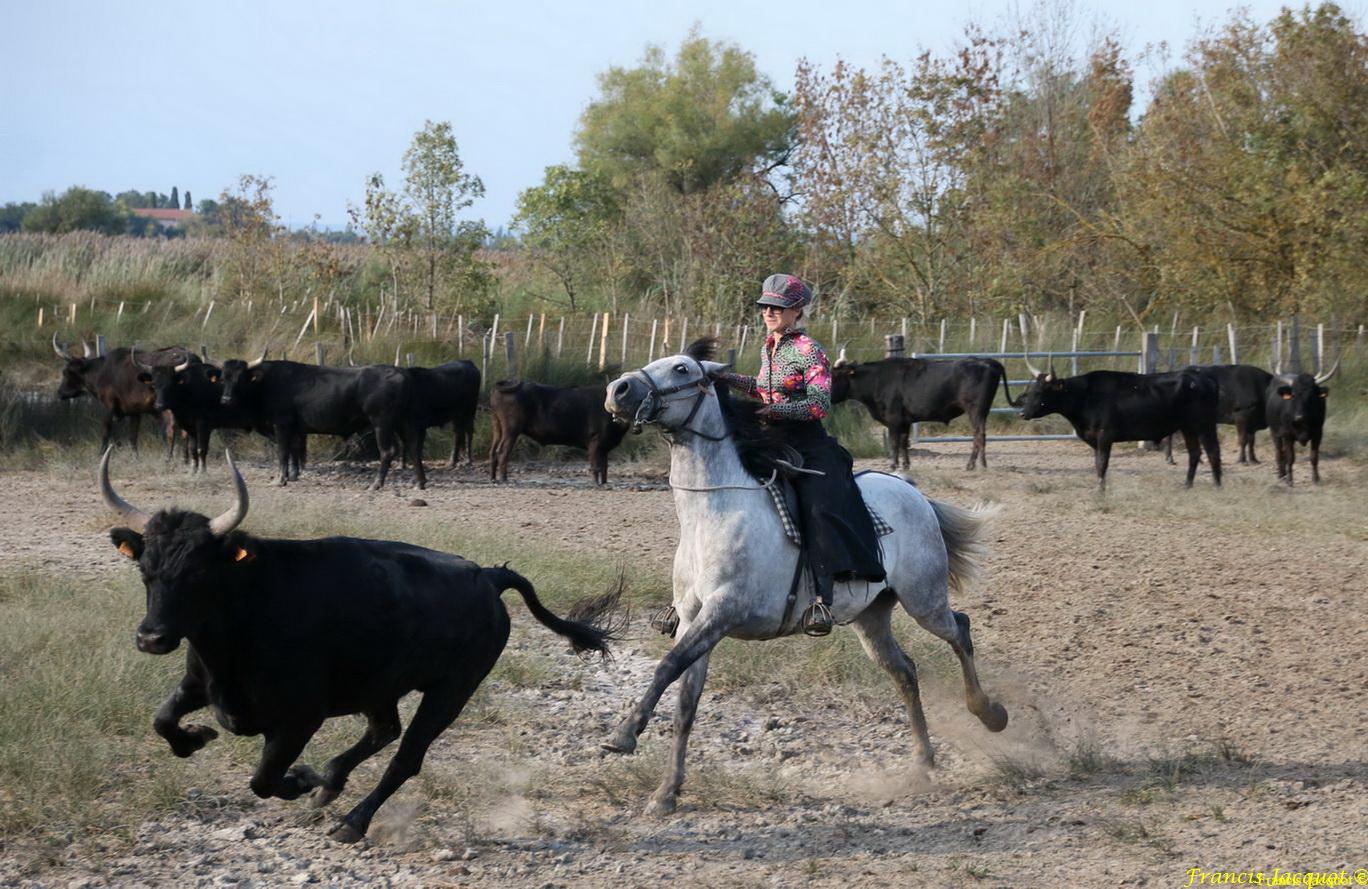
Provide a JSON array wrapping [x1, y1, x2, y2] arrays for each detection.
[[718, 274, 886, 636]]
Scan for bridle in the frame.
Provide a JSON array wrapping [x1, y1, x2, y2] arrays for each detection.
[[628, 357, 729, 442]]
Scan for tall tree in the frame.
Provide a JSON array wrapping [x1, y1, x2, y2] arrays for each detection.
[[514, 165, 622, 311], [401, 120, 487, 310], [183, 190, 192, 210], [170, 186, 179, 209], [21, 188, 126, 235], [576, 30, 795, 195]]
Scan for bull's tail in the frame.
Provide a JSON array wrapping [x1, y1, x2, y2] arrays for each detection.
[[929, 500, 999, 596], [996, 363, 1018, 408], [486, 566, 624, 659]]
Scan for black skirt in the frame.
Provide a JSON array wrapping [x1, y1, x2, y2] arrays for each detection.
[[773, 420, 886, 584]]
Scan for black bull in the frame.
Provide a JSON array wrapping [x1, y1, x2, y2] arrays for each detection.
[[1162, 364, 1274, 465], [1016, 366, 1222, 488], [829, 355, 1012, 470], [1265, 365, 1335, 486], [219, 358, 409, 489], [99, 449, 618, 842]]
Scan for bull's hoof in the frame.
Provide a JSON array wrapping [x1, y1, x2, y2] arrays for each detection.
[[979, 702, 1009, 733], [327, 820, 365, 844], [600, 727, 638, 755], [169, 724, 218, 758], [644, 792, 677, 817], [311, 786, 341, 808]]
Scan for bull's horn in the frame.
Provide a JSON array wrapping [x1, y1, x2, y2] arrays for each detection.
[[173, 359, 191, 373], [130, 346, 154, 371], [1047, 352, 1056, 378], [1022, 349, 1044, 377], [98, 446, 151, 533], [52, 332, 70, 359], [208, 451, 249, 537], [246, 348, 267, 370], [834, 342, 851, 367], [81, 338, 93, 358], [1313, 356, 1339, 385]]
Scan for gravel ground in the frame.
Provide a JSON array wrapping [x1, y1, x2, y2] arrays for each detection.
[[1, 437, 1364, 887]]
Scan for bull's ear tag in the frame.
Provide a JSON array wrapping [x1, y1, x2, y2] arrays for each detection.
[[117, 541, 137, 559], [233, 546, 254, 563], [1282, 392, 1293, 400]]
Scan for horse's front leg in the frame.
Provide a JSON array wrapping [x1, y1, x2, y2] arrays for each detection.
[[646, 649, 710, 817], [603, 610, 729, 755]]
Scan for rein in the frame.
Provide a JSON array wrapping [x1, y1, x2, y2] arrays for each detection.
[[669, 469, 778, 493]]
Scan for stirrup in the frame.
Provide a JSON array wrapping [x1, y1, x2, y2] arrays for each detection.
[[801, 601, 833, 637], [650, 604, 680, 638]]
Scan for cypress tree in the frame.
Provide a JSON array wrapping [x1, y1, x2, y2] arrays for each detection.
[[184, 190, 192, 210], [170, 186, 179, 209]]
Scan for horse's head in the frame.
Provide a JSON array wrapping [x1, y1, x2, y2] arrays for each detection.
[[606, 338, 730, 435]]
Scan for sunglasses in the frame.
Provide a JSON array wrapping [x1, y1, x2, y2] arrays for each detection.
[[759, 305, 788, 314]]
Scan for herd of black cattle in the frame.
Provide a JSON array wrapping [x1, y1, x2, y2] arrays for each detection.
[[53, 333, 1337, 488]]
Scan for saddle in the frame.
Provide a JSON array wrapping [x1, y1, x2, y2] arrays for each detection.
[[649, 465, 896, 638]]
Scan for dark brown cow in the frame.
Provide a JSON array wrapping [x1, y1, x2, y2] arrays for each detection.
[[54, 334, 196, 456], [488, 379, 628, 484]]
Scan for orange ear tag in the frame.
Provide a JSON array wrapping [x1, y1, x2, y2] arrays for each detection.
[[118, 541, 137, 559], [234, 547, 252, 562]]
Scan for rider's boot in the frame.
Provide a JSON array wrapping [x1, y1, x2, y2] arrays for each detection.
[[801, 572, 834, 637]]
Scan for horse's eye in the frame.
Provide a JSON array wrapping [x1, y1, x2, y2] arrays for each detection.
[[674, 363, 688, 374]]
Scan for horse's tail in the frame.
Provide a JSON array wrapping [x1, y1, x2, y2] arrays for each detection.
[[928, 500, 999, 596]]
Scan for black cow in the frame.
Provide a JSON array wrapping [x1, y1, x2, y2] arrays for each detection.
[[138, 360, 303, 474], [489, 380, 628, 484], [54, 334, 195, 456], [1265, 361, 1336, 485], [1163, 364, 1274, 465], [100, 449, 617, 842], [829, 349, 1013, 470], [399, 360, 481, 489], [219, 355, 409, 488], [1016, 359, 1222, 488]]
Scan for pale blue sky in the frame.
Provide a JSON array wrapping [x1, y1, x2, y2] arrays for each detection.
[[1, 0, 1351, 229]]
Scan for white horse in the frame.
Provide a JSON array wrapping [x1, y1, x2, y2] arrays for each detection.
[[601, 343, 1010, 815]]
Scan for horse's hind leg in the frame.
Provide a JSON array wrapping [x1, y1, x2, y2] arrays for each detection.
[[646, 647, 710, 817], [853, 591, 934, 766], [908, 599, 1008, 733]]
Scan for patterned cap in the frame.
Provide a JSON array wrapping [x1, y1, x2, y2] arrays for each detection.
[[756, 273, 811, 309]]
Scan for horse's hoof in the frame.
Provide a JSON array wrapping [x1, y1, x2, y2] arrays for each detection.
[[980, 702, 1009, 733], [645, 794, 677, 817], [327, 821, 365, 844]]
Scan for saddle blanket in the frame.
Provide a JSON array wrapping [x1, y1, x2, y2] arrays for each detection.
[[768, 482, 894, 548]]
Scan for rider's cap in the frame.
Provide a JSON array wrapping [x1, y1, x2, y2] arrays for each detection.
[[756, 273, 811, 309]]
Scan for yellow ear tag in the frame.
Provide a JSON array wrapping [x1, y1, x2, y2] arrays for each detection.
[[118, 541, 137, 559], [234, 547, 252, 562], [1282, 393, 1293, 400]]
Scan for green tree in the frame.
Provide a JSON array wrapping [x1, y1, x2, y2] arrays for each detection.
[[400, 120, 487, 310], [217, 174, 282, 301], [22, 188, 126, 235], [170, 186, 179, 209], [0, 202, 35, 233], [514, 165, 622, 311], [576, 29, 795, 195], [183, 190, 192, 210]]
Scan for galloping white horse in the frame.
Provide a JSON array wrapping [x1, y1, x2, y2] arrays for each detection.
[[601, 342, 1010, 815]]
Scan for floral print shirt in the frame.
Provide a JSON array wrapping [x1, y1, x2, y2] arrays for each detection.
[[720, 328, 832, 422]]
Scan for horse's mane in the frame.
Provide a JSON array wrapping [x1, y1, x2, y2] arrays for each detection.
[[684, 337, 800, 481]]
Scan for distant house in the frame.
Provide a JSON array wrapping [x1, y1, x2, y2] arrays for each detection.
[[129, 208, 193, 232]]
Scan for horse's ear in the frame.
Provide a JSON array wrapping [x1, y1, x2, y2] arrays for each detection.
[[685, 337, 718, 363], [701, 360, 730, 378]]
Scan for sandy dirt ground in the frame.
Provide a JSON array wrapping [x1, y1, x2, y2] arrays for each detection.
[[1, 437, 1364, 888]]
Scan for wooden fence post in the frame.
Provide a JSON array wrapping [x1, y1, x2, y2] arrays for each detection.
[[556, 317, 564, 358], [1289, 315, 1302, 372], [648, 319, 659, 362], [489, 313, 500, 359], [457, 315, 464, 356], [1143, 332, 1160, 374], [1227, 323, 1238, 365], [315, 343, 325, 365], [524, 314, 534, 349], [621, 313, 630, 365], [885, 334, 904, 358], [598, 312, 610, 370], [968, 317, 976, 350], [1189, 327, 1200, 366], [999, 318, 1009, 354], [679, 317, 688, 352], [538, 313, 546, 350], [1273, 321, 1282, 371], [938, 318, 947, 352], [587, 312, 599, 365], [1070, 328, 1079, 375], [1212, 344, 1223, 363], [739, 325, 750, 356], [95, 334, 107, 357], [199, 344, 208, 361], [505, 332, 516, 376], [480, 331, 490, 389]]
